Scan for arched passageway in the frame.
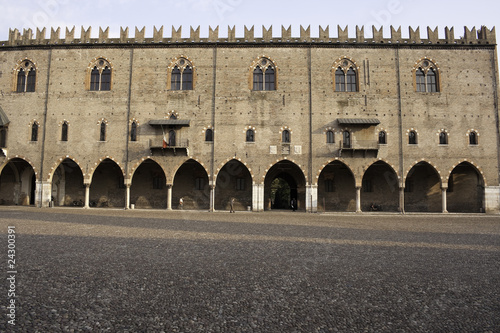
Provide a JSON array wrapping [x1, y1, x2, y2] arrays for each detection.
[[405, 162, 441, 212], [215, 160, 252, 211], [0, 158, 36, 206], [447, 162, 484, 213], [90, 159, 125, 208], [172, 159, 210, 210], [361, 161, 399, 212], [51, 159, 85, 206], [317, 161, 356, 212], [130, 159, 167, 209], [264, 160, 306, 211]]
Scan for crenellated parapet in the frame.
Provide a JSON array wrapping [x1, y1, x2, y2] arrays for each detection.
[[2, 25, 496, 47]]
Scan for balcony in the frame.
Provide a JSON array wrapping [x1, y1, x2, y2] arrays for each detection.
[[339, 140, 379, 157], [149, 139, 189, 156]]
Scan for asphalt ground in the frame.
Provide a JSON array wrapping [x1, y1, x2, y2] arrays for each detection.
[[0, 207, 499, 332]]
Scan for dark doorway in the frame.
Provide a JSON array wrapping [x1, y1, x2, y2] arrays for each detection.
[[264, 160, 305, 211]]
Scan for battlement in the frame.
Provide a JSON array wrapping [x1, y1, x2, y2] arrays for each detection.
[[2, 25, 496, 47]]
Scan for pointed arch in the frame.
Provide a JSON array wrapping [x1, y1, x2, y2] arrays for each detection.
[[167, 56, 196, 90], [317, 159, 356, 212], [129, 157, 168, 183], [0, 157, 37, 205], [215, 159, 253, 211], [51, 158, 85, 206], [172, 158, 210, 210], [13, 58, 37, 92], [332, 57, 360, 92], [86, 57, 113, 91], [89, 158, 125, 208], [361, 160, 400, 212], [249, 56, 278, 91], [413, 57, 440, 92], [47, 156, 85, 183], [264, 159, 307, 211], [446, 161, 486, 213], [130, 158, 168, 209], [404, 160, 442, 212]]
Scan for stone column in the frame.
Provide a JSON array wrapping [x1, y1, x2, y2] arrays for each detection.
[[399, 187, 405, 214], [35, 181, 52, 208], [252, 183, 264, 212], [125, 184, 131, 209], [167, 184, 173, 210], [441, 187, 448, 213], [306, 185, 318, 213], [209, 184, 215, 212], [355, 186, 362, 213], [84, 183, 90, 209]]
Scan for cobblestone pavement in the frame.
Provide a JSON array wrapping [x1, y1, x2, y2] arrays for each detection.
[[1, 207, 499, 332]]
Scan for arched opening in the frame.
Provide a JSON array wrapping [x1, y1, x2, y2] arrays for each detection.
[[0, 158, 36, 206], [215, 160, 252, 211], [131, 159, 167, 209], [405, 162, 441, 212], [447, 162, 484, 213], [264, 160, 306, 211], [318, 161, 356, 212], [51, 159, 85, 206], [90, 159, 125, 208], [172, 159, 209, 210], [361, 161, 399, 212]]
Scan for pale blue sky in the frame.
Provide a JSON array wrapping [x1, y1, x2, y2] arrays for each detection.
[[0, 0, 498, 41]]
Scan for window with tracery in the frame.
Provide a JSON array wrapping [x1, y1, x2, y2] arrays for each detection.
[[415, 59, 439, 92], [169, 58, 194, 90], [15, 60, 36, 93], [334, 58, 358, 92], [252, 58, 276, 91], [88, 58, 112, 91]]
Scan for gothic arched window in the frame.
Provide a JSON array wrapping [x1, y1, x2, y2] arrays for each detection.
[[130, 121, 137, 142], [282, 129, 291, 143], [31, 122, 39, 142], [205, 128, 214, 142], [61, 122, 69, 141], [439, 131, 448, 145], [326, 130, 334, 144], [408, 130, 417, 145], [246, 129, 255, 142], [15, 60, 37, 93], [469, 131, 478, 145], [169, 58, 195, 91], [334, 58, 358, 92], [88, 58, 112, 91], [414, 59, 440, 93], [252, 57, 276, 91], [378, 131, 387, 144], [100, 122, 107, 141]]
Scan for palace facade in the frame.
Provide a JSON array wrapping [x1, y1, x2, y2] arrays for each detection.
[[0, 25, 499, 213]]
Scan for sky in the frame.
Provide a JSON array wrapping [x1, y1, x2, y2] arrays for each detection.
[[0, 0, 499, 42]]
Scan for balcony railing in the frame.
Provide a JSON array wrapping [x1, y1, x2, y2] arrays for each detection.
[[339, 140, 379, 157], [149, 139, 189, 149]]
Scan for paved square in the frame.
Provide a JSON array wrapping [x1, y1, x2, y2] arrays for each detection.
[[1, 207, 499, 332]]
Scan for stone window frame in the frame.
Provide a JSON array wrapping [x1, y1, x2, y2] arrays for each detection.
[[437, 129, 449, 145], [30, 120, 40, 142], [407, 128, 418, 145], [13, 58, 37, 93], [280, 126, 292, 143], [86, 57, 113, 91], [467, 129, 479, 146], [413, 57, 441, 93], [249, 56, 278, 91], [378, 129, 388, 145], [60, 120, 69, 142], [203, 126, 214, 143], [167, 56, 196, 91], [97, 119, 108, 142], [245, 126, 256, 143], [332, 57, 360, 92]]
